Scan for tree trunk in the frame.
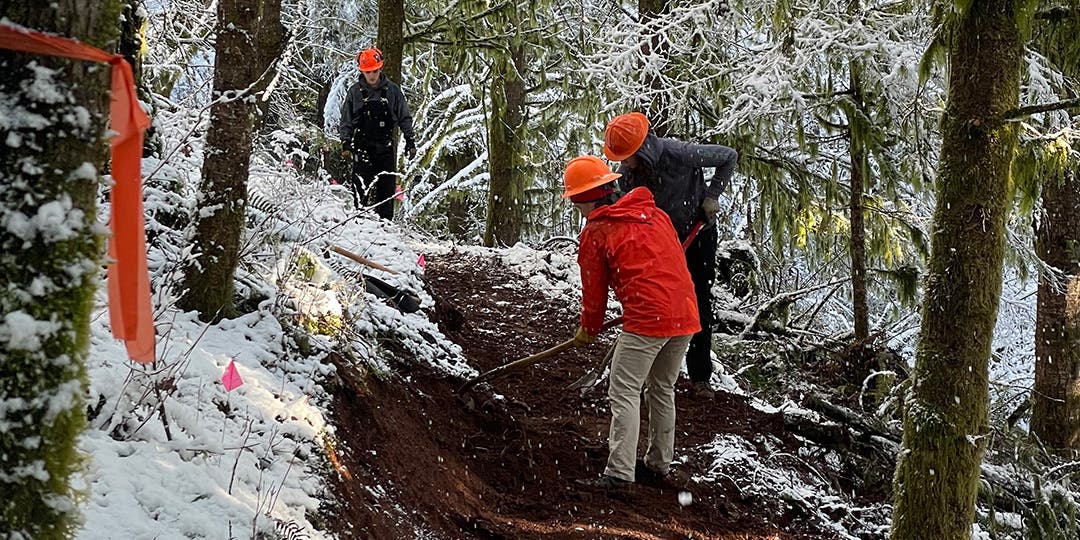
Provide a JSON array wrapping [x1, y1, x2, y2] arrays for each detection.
[[178, 0, 274, 320], [377, 0, 405, 157], [1029, 0, 1080, 450], [483, 44, 526, 248], [251, 0, 285, 129], [890, 3, 1025, 540], [1031, 165, 1080, 448], [120, 0, 159, 156], [377, 0, 404, 85], [0, 2, 120, 537], [638, 0, 669, 136], [848, 66, 869, 343]]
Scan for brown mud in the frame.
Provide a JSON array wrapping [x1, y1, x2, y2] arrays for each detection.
[[324, 250, 848, 539]]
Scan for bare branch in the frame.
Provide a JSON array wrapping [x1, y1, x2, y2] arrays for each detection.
[[1002, 97, 1080, 121]]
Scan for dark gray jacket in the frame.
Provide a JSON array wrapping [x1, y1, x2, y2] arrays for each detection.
[[338, 74, 415, 151], [617, 134, 738, 238]]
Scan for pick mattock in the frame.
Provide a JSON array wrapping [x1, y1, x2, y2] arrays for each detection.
[[459, 221, 705, 400], [456, 316, 623, 396]]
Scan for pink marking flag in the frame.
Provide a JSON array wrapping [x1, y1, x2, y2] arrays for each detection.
[[417, 254, 426, 269], [221, 359, 243, 392], [395, 185, 405, 201]]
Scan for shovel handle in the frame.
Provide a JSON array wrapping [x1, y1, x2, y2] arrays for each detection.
[[457, 316, 623, 394]]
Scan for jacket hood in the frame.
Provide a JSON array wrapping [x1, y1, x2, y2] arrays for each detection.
[[634, 134, 663, 169], [587, 186, 658, 223]]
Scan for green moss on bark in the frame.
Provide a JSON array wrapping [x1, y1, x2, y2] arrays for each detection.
[[890, 2, 1031, 539], [0, 0, 121, 537]]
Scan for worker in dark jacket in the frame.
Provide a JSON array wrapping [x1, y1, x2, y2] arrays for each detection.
[[604, 112, 738, 400], [338, 47, 416, 220], [564, 155, 700, 491]]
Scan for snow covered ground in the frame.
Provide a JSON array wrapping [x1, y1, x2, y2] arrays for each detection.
[[77, 141, 474, 538]]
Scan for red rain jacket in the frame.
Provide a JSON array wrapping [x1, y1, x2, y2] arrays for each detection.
[[578, 187, 700, 338]]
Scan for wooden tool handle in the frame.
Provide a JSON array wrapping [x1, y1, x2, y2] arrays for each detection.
[[457, 316, 624, 394], [329, 245, 399, 275]]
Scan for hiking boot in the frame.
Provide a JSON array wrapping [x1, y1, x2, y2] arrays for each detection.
[[691, 381, 715, 399], [635, 460, 668, 486], [576, 474, 632, 492]]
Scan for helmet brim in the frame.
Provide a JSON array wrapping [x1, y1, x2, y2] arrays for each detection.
[[562, 172, 621, 198]]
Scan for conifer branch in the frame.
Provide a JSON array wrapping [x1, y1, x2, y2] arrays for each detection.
[[1034, 5, 1079, 22], [1001, 97, 1080, 121]]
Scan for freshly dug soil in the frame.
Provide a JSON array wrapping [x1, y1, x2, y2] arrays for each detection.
[[324, 250, 832, 539]]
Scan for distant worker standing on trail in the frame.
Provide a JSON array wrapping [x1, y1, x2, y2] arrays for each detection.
[[604, 112, 738, 400], [563, 155, 700, 491], [338, 47, 417, 220]]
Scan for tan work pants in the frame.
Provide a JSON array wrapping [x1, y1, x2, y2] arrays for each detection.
[[604, 331, 693, 482]]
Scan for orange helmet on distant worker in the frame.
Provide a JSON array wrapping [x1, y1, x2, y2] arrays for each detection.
[[603, 112, 649, 161], [563, 156, 621, 201], [357, 48, 384, 71]]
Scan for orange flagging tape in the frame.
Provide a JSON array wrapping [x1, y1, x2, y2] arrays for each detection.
[[0, 22, 155, 363]]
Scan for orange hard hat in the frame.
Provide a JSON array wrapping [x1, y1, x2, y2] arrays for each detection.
[[357, 48, 384, 72], [563, 156, 621, 199], [603, 112, 649, 161]]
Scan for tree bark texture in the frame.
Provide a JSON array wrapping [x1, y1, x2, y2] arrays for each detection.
[[890, 3, 1025, 540], [848, 66, 869, 344], [1031, 165, 1080, 448], [179, 0, 276, 320], [0, 1, 120, 537], [376, 0, 405, 157], [483, 44, 527, 248], [377, 0, 404, 85], [1029, 0, 1080, 450]]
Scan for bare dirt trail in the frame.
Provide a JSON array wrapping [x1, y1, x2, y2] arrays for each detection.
[[324, 250, 828, 539]]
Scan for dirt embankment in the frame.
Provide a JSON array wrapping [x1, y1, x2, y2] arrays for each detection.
[[324, 251, 828, 540]]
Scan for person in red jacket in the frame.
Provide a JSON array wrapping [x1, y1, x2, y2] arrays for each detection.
[[563, 155, 700, 491]]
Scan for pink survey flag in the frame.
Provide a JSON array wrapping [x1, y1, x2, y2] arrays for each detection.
[[395, 185, 405, 201], [221, 359, 243, 392], [417, 254, 426, 269]]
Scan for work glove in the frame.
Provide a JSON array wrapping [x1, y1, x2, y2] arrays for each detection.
[[701, 197, 721, 224], [405, 141, 417, 160], [342, 148, 352, 160], [571, 325, 595, 347]]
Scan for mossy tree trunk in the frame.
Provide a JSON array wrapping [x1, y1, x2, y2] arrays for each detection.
[[483, 42, 527, 248], [0, 1, 121, 537], [890, 2, 1026, 539], [1031, 165, 1080, 448], [1029, 0, 1080, 450], [178, 0, 279, 321]]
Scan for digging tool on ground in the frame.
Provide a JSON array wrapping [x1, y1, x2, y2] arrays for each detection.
[[329, 245, 399, 274], [456, 317, 624, 395], [566, 221, 706, 392]]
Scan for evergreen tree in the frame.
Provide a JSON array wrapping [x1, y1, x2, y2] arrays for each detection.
[[890, 1, 1032, 538], [0, 1, 122, 536], [1026, 1, 1080, 449]]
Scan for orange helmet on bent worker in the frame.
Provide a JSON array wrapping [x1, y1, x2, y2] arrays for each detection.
[[357, 48, 384, 72], [603, 112, 649, 161], [563, 156, 621, 203]]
